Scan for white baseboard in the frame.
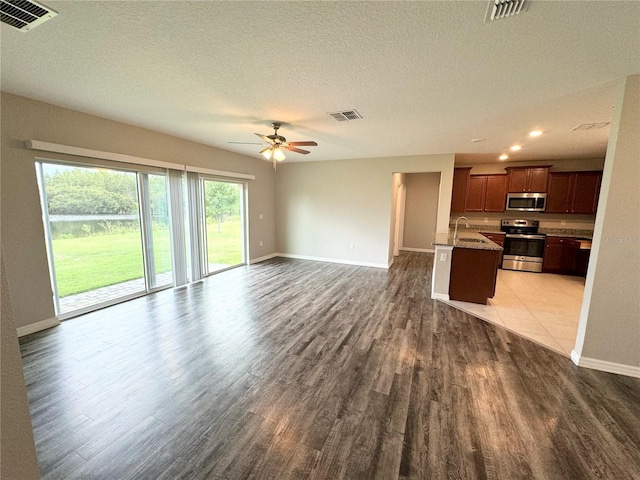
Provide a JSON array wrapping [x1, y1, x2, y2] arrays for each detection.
[[17, 316, 60, 337], [571, 350, 640, 378], [278, 253, 388, 269], [248, 253, 279, 264], [431, 292, 450, 302], [400, 247, 435, 253], [388, 258, 395, 268]]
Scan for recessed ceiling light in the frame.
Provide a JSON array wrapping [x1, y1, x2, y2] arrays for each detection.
[[529, 130, 543, 137], [499, 154, 509, 160], [471, 138, 484, 143], [510, 145, 522, 151]]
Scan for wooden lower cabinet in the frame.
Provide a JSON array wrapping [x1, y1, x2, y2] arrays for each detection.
[[480, 232, 505, 267], [542, 237, 580, 274], [449, 247, 500, 305]]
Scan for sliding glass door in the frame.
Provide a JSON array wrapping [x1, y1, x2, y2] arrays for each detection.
[[201, 179, 245, 274], [37, 162, 174, 316], [139, 173, 173, 289]]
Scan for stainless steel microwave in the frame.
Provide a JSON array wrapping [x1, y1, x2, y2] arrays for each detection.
[[505, 193, 547, 212]]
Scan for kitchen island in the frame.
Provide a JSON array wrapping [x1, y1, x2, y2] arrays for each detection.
[[431, 230, 503, 305]]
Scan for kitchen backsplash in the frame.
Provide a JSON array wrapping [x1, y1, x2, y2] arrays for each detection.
[[449, 211, 596, 231]]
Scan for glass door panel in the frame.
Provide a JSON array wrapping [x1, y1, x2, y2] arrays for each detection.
[[39, 163, 145, 314], [201, 179, 244, 274], [143, 173, 173, 289]]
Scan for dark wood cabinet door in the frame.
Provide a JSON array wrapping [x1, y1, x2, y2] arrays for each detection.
[[546, 173, 573, 213], [571, 172, 601, 214], [507, 168, 528, 192], [543, 237, 578, 273], [528, 168, 549, 192], [449, 248, 500, 304], [465, 176, 486, 212], [481, 233, 505, 267], [484, 175, 508, 212], [451, 167, 471, 213], [507, 166, 550, 192]]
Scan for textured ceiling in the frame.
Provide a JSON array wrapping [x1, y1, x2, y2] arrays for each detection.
[[1, 1, 639, 164]]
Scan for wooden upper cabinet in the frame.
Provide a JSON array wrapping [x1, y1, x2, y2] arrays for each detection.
[[546, 171, 602, 214], [465, 174, 507, 212], [484, 175, 508, 212], [545, 173, 573, 213], [528, 168, 550, 192], [571, 171, 602, 214], [506, 166, 551, 193], [465, 175, 486, 212], [451, 167, 471, 213]]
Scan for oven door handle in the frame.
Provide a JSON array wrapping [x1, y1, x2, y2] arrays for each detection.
[[505, 234, 546, 240]]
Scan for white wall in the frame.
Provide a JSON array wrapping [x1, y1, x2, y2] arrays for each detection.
[[1, 93, 277, 330], [402, 172, 440, 250], [574, 74, 640, 376], [276, 154, 454, 267]]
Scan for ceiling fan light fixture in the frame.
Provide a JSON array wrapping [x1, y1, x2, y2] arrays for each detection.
[[261, 148, 273, 160], [273, 147, 286, 162]]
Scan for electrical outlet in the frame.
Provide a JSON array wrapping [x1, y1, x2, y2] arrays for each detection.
[[440, 253, 447, 262], [259, 241, 263, 247], [349, 243, 354, 250], [259, 213, 263, 220]]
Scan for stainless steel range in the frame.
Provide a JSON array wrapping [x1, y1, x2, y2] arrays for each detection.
[[500, 219, 546, 273]]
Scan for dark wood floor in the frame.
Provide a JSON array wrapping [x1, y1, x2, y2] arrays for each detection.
[[20, 253, 640, 479]]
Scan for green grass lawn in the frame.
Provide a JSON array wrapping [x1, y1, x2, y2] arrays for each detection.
[[53, 221, 243, 297]]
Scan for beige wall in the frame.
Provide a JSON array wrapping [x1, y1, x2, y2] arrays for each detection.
[[0, 93, 276, 330], [574, 75, 640, 372], [275, 154, 455, 266], [1, 254, 40, 479], [402, 172, 440, 250]]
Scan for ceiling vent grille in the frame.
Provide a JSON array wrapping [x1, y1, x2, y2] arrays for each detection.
[[485, 0, 528, 22], [572, 122, 610, 131], [1, 0, 57, 32], [328, 110, 363, 122]]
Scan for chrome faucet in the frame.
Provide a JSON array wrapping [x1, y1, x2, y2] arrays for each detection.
[[453, 216, 470, 244]]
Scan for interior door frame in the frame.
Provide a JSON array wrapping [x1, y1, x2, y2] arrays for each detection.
[[394, 184, 406, 256]]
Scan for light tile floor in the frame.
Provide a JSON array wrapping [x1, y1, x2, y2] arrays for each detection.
[[444, 269, 585, 357]]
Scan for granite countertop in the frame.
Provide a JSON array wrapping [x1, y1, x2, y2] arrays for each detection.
[[434, 230, 503, 251], [539, 228, 594, 239]]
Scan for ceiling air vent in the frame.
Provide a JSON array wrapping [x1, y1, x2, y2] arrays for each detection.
[[328, 110, 363, 122], [1, 0, 57, 32], [485, 0, 528, 22], [572, 122, 611, 131]]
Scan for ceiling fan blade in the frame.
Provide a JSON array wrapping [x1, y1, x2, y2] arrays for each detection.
[[259, 146, 272, 155], [254, 133, 275, 144], [287, 141, 317, 147], [286, 146, 310, 154], [227, 141, 264, 145]]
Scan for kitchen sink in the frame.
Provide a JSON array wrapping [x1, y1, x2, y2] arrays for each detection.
[[458, 237, 485, 243]]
